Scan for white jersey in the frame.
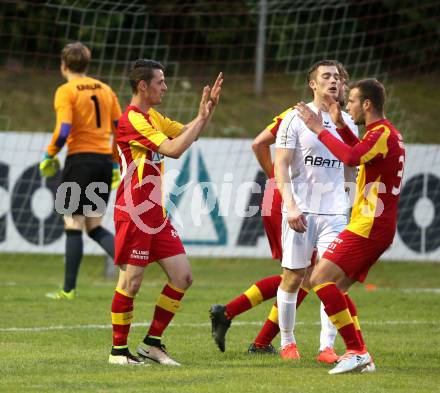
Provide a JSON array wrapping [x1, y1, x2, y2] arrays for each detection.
[[275, 102, 358, 215]]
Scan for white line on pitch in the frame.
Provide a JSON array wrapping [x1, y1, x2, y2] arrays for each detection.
[[0, 320, 435, 333]]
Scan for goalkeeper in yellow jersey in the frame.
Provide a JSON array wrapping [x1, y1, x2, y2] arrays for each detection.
[[42, 42, 122, 300]]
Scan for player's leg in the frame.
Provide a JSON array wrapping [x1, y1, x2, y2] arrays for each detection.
[[249, 265, 312, 354], [248, 215, 314, 354], [136, 253, 189, 366], [221, 274, 282, 320], [109, 263, 145, 365], [46, 214, 84, 299], [47, 153, 113, 299], [314, 214, 348, 363], [136, 222, 187, 366], [317, 302, 339, 363], [278, 267, 306, 359], [311, 261, 373, 374], [277, 213, 315, 359], [313, 229, 393, 374], [210, 274, 281, 352], [85, 216, 115, 258], [85, 154, 114, 257], [46, 154, 87, 299], [246, 205, 283, 353], [109, 218, 153, 365], [210, 199, 283, 353]]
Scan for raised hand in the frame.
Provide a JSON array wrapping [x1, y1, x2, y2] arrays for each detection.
[[198, 85, 213, 120], [295, 102, 324, 135], [209, 72, 223, 107], [323, 93, 345, 128]]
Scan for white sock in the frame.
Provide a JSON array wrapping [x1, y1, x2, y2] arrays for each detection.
[[277, 286, 298, 349], [319, 301, 338, 351]]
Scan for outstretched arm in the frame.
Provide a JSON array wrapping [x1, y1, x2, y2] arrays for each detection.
[[322, 93, 360, 146], [295, 101, 388, 167]]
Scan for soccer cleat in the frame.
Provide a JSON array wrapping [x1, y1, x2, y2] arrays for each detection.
[[248, 343, 278, 355], [328, 350, 372, 374], [45, 289, 76, 300], [108, 347, 144, 365], [137, 342, 181, 366], [209, 304, 231, 352], [280, 343, 301, 360], [360, 357, 376, 373], [316, 346, 340, 364], [248, 343, 277, 355]]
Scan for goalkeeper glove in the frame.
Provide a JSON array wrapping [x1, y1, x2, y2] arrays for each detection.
[[111, 162, 121, 190], [39, 152, 60, 178]]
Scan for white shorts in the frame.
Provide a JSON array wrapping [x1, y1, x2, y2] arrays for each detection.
[[281, 213, 347, 270]]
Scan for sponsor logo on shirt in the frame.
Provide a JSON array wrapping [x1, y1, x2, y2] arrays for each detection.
[[304, 155, 342, 168]]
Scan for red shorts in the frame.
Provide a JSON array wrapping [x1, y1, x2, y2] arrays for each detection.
[[262, 212, 282, 260], [261, 182, 282, 261], [322, 229, 392, 283], [114, 219, 185, 266]]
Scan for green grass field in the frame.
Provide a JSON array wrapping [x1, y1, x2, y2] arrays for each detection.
[[1, 255, 439, 392]]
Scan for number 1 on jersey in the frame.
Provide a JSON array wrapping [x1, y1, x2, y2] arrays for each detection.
[[91, 95, 101, 128]]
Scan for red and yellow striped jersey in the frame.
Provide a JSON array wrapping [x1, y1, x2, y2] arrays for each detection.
[[266, 107, 293, 137], [46, 76, 121, 159], [114, 105, 183, 223], [318, 119, 405, 240], [264, 107, 293, 178]]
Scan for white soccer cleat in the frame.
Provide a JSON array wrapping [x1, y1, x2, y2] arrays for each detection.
[[361, 360, 376, 373], [137, 343, 181, 366], [108, 348, 145, 365], [328, 350, 372, 374]]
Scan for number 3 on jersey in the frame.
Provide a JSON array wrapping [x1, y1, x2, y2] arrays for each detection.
[[91, 95, 101, 128], [392, 155, 405, 195]]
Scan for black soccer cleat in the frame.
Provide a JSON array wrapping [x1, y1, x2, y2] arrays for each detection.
[[247, 342, 278, 355], [209, 304, 231, 352]]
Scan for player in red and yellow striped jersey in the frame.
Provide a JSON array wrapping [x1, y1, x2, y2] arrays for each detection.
[[108, 59, 223, 365], [42, 42, 122, 300], [296, 78, 405, 374]]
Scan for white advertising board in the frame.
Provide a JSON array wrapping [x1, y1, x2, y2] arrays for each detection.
[[0, 132, 439, 261]]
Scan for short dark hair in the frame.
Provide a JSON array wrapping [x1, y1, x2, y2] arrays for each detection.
[[129, 59, 165, 93], [61, 42, 91, 73], [307, 59, 339, 82], [351, 78, 386, 113]]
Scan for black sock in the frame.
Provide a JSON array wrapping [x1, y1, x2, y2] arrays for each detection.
[[63, 229, 83, 292], [88, 226, 114, 258], [143, 336, 161, 347]]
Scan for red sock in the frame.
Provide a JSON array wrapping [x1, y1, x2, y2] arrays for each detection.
[[254, 302, 279, 346], [225, 275, 281, 319], [111, 288, 134, 348], [296, 286, 309, 308], [147, 282, 185, 340], [253, 286, 309, 346], [314, 282, 363, 352], [344, 293, 365, 349]]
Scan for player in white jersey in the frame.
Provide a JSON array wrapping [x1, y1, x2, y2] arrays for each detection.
[[274, 60, 358, 359]]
